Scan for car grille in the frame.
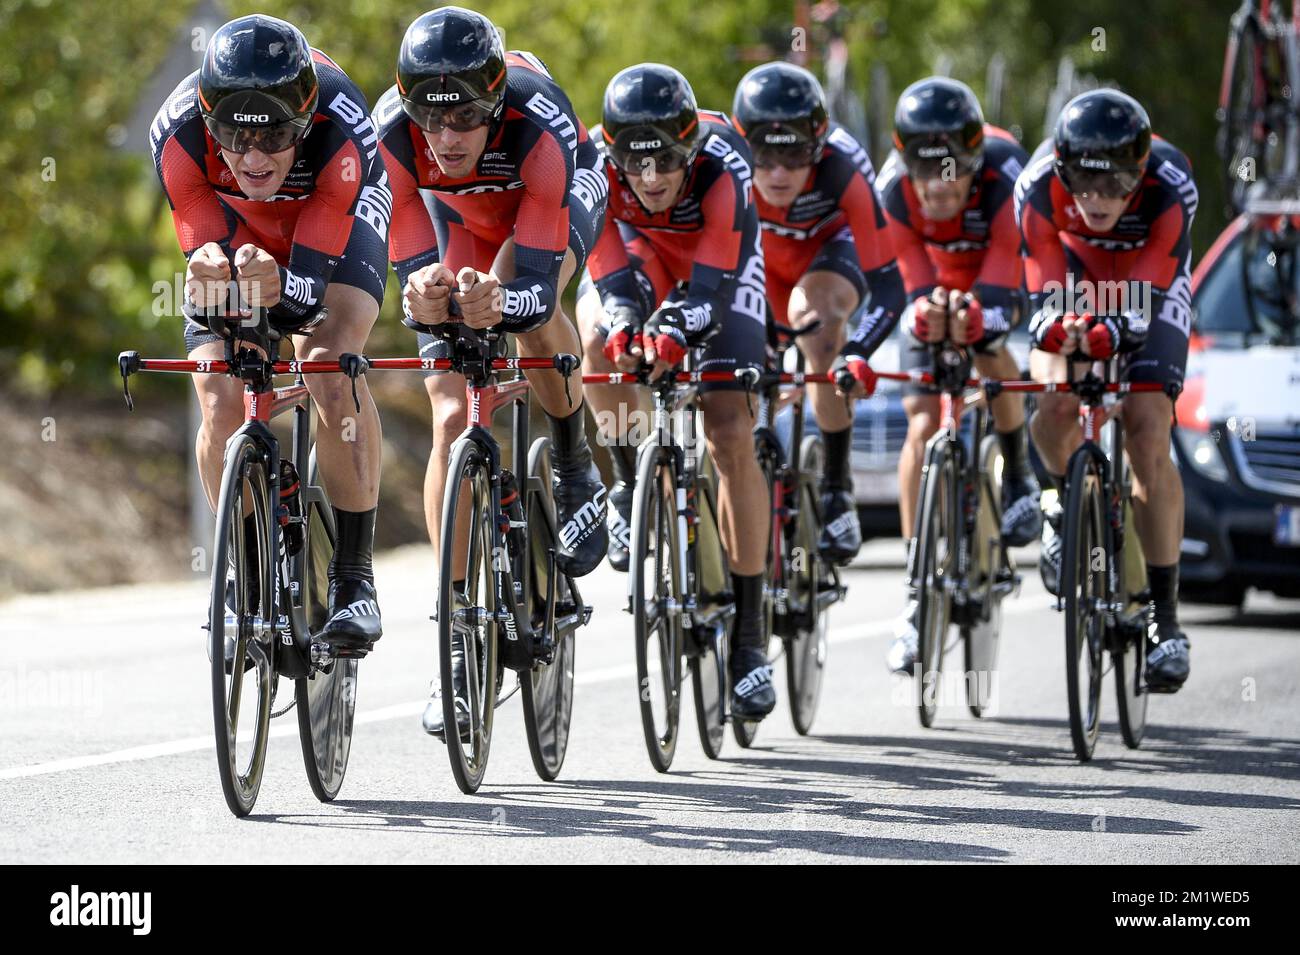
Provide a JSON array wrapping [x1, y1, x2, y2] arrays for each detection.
[[851, 394, 909, 465], [1229, 427, 1300, 497], [1229, 531, 1300, 564]]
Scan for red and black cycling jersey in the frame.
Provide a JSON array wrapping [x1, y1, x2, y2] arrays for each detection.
[[1015, 135, 1197, 350], [753, 122, 904, 359], [588, 111, 767, 333], [375, 51, 604, 325], [875, 125, 1028, 335], [150, 50, 384, 325]]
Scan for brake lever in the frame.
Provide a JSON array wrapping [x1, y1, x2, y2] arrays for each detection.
[[734, 366, 761, 417], [554, 352, 580, 408], [118, 351, 140, 411], [339, 352, 370, 413]]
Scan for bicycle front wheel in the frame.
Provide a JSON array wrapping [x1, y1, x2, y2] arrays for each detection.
[[787, 435, 829, 736], [630, 445, 684, 772], [1062, 450, 1107, 762], [209, 434, 275, 817], [438, 437, 501, 794], [520, 436, 577, 781], [914, 435, 958, 729]]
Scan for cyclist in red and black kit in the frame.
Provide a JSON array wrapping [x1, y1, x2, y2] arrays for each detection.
[[864, 78, 1041, 674], [151, 15, 390, 659], [730, 62, 905, 565], [574, 64, 777, 720], [1018, 89, 1194, 691], [373, 7, 609, 737]]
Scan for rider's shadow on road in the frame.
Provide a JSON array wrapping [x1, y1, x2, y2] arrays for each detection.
[[261, 777, 1011, 861]]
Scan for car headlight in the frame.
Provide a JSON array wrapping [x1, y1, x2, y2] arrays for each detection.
[[1173, 428, 1229, 481]]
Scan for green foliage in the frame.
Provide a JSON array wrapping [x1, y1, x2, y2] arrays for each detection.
[[0, 0, 1237, 396]]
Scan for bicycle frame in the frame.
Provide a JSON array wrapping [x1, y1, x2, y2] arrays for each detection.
[[920, 345, 1003, 624], [996, 360, 1164, 618], [119, 329, 346, 677]]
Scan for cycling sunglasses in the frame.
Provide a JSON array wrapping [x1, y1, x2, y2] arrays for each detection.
[[752, 141, 821, 170], [402, 99, 496, 134], [1058, 163, 1144, 200], [614, 148, 694, 177], [205, 116, 311, 155]]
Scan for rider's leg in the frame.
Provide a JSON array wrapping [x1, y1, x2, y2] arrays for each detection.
[[974, 347, 1041, 546], [577, 283, 642, 569], [701, 388, 773, 715], [296, 282, 384, 647], [702, 382, 769, 717], [496, 241, 608, 576], [886, 389, 940, 673], [1122, 392, 1188, 685], [422, 368, 469, 570], [188, 338, 246, 512], [790, 269, 863, 563], [188, 332, 260, 624]]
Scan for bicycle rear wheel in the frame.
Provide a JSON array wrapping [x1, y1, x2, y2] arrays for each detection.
[[520, 436, 577, 781], [1114, 499, 1150, 749], [965, 434, 1005, 719], [787, 435, 829, 736], [1062, 450, 1106, 762], [209, 434, 275, 817], [914, 435, 958, 728], [295, 459, 358, 803], [631, 445, 684, 773], [1219, 11, 1287, 213], [438, 437, 501, 794], [690, 467, 728, 760]]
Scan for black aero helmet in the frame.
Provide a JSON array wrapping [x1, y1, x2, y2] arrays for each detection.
[[1054, 89, 1152, 199], [397, 6, 507, 132], [893, 77, 985, 180], [732, 61, 829, 168], [198, 15, 318, 154], [602, 63, 701, 175]]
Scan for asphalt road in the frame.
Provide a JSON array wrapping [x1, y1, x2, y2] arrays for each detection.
[[2, 540, 1297, 864]]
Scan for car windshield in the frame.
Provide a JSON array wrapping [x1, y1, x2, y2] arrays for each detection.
[[1195, 220, 1300, 344]]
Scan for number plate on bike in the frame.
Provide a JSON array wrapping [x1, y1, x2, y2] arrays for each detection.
[[1274, 505, 1300, 547]]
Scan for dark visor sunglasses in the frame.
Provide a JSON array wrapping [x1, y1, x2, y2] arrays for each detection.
[[752, 141, 820, 170], [402, 99, 495, 134], [614, 148, 693, 176], [1059, 163, 1144, 199], [205, 117, 310, 155]]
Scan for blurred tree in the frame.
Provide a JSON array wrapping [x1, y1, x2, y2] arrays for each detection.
[[0, 0, 1237, 397]]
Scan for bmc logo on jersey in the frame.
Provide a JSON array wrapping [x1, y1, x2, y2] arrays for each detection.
[[232, 113, 269, 123], [524, 91, 578, 152], [425, 92, 460, 102]]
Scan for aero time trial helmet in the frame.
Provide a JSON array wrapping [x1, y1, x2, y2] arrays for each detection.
[[1053, 89, 1152, 199], [732, 62, 829, 169], [198, 15, 318, 155], [602, 64, 702, 176], [893, 77, 985, 180], [397, 6, 507, 133]]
